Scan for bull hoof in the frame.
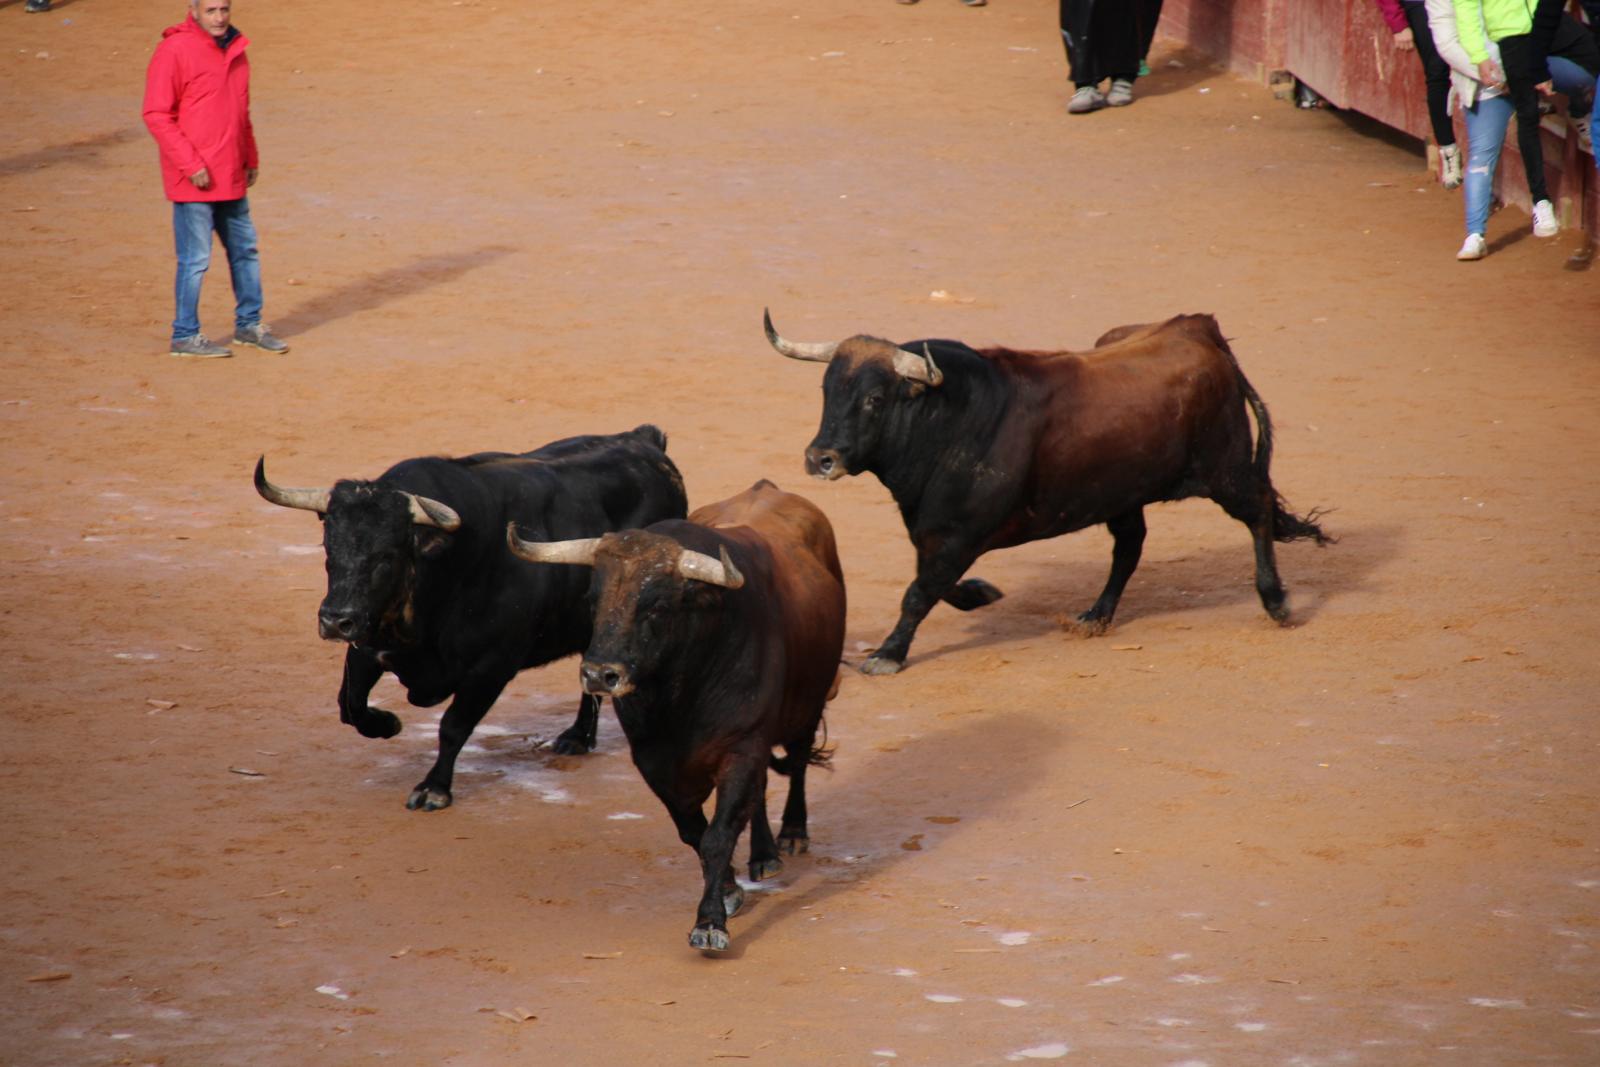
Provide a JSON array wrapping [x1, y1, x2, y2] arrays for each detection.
[[723, 881, 746, 919], [549, 729, 594, 756], [1071, 611, 1111, 636], [860, 655, 904, 676], [405, 784, 452, 811], [778, 831, 809, 856], [945, 578, 1004, 611], [689, 924, 731, 953], [749, 857, 783, 882], [1265, 599, 1290, 624], [356, 708, 403, 739]]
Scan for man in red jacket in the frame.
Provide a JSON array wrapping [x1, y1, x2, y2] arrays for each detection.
[[143, 0, 288, 358]]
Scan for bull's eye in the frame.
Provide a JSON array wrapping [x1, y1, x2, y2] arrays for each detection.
[[863, 393, 884, 412]]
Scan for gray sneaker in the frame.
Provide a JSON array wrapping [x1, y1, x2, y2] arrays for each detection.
[[170, 334, 233, 359], [235, 322, 290, 353], [1068, 86, 1107, 114], [1106, 78, 1136, 106]]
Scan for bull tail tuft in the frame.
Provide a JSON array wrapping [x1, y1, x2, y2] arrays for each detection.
[[1272, 499, 1336, 546], [1204, 316, 1336, 547], [770, 716, 834, 775]]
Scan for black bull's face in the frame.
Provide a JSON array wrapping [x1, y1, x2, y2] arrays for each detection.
[[317, 488, 430, 645], [806, 357, 907, 482]]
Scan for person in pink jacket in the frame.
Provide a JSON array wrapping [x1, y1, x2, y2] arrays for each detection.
[[142, 0, 287, 358], [1375, 0, 1464, 187]]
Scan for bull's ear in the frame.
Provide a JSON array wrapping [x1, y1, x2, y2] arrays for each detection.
[[415, 528, 452, 559], [906, 381, 927, 399]]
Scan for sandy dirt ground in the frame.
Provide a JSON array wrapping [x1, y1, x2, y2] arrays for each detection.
[[4, 1, 1600, 1064]]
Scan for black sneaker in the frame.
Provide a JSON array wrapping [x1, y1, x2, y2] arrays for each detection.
[[170, 334, 233, 359], [234, 323, 290, 353], [25, 0, 53, 12]]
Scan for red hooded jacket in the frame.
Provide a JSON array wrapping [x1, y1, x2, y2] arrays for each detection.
[[142, 16, 258, 202]]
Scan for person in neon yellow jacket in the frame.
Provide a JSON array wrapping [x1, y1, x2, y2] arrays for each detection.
[[1451, 0, 1599, 236]]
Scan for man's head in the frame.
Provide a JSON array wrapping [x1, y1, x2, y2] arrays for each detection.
[[190, 0, 232, 37]]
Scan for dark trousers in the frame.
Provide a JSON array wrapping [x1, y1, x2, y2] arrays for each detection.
[[1402, 1, 1456, 147], [1060, 0, 1157, 88], [1499, 4, 1600, 201]]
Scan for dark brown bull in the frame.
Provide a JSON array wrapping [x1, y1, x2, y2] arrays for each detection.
[[507, 480, 846, 952], [765, 310, 1331, 675]]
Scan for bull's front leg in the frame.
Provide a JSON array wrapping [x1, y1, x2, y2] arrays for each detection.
[[406, 671, 514, 811], [863, 543, 983, 675], [689, 754, 764, 953], [551, 691, 602, 755], [337, 647, 401, 739]]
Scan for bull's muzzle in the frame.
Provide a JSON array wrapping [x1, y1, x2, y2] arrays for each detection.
[[805, 447, 846, 481], [318, 606, 361, 642], [579, 660, 633, 698]]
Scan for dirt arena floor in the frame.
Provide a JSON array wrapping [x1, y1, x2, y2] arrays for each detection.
[[5, 1, 1600, 1064]]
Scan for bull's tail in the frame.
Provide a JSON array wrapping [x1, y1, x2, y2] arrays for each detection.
[[630, 423, 669, 454], [770, 716, 834, 775], [1203, 316, 1336, 547]]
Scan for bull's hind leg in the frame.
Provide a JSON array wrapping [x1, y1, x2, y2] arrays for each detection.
[[775, 739, 815, 857], [941, 578, 1004, 611], [1076, 508, 1147, 633], [551, 692, 601, 755], [1213, 486, 1289, 623], [748, 764, 784, 882]]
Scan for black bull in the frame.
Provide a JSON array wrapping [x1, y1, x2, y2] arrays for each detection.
[[254, 425, 687, 810], [764, 310, 1332, 675]]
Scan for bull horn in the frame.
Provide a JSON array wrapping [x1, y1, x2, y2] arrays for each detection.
[[892, 342, 944, 387], [764, 308, 839, 363], [505, 524, 600, 566], [254, 456, 331, 513], [676, 545, 744, 590], [404, 492, 461, 531]]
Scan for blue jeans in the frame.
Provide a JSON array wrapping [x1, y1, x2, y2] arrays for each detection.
[[1460, 58, 1595, 235], [171, 197, 262, 344]]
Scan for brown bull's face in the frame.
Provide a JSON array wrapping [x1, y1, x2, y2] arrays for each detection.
[[317, 484, 435, 645], [579, 531, 726, 699], [807, 352, 905, 481]]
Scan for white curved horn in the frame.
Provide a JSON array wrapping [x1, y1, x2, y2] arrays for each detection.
[[404, 492, 461, 531], [676, 544, 744, 589], [892, 342, 943, 386], [254, 457, 331, 513], [505, 525, 600, 566], [764, 308, 839, 363]]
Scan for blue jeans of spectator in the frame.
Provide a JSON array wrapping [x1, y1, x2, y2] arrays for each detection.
[[172, 197, 262, 344], [1460, 59, 1594, 235]]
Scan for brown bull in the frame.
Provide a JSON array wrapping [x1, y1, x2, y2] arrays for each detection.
[[766, 309, 1332, 675]]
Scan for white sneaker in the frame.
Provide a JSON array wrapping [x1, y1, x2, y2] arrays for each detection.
[[1106, 78, 1135, 107], [1439, 144, 1462, 189], [1531, 199, 1558, 238], [1456, 233, 1487, 261], [1068, 86, 1106, 114]]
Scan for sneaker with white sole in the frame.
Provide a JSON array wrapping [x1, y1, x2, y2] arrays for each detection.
[[1068, 86, 1106, 114], [235, 322, 290, 353], [1456, 233, 1487, 261], [1439, 144, 1462, 189], [1531, 199, 1558, 238], [1106, 78, 1135, 107], [170, 334, 233, 358]]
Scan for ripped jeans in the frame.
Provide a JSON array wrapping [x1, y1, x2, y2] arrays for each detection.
[[1460, 56, 1594, 235]]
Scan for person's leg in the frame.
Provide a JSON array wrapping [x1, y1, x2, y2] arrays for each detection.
[[1462, 95, 1511, 237], [212, 197, 263, 333], [1096, 0, 1144, 104], [1060, 0, 1098, 88], [1549, 56, 1594, 115], [172, 201, 214, 344], [1497, 32, 1552, 204], [1404, 2, 1457, 148]]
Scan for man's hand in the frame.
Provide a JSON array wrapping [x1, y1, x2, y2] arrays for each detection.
[[190, 166, 212, 190], [1535, 79, 1554, 96], [246, 167, 258, 188], [1394, 28, 1415, 52], [1477, 59, 1505, 88]]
